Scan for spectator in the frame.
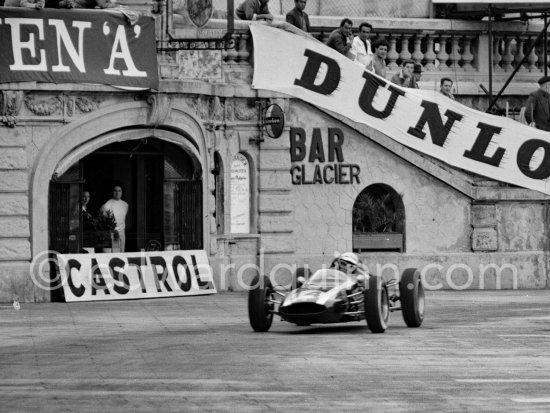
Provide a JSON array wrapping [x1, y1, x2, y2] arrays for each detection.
[[390, 59, 417, 88], [440, 77, 455, 100], [352, 22, 373, 69], [3, 0, 44, 8], [370, 38, 388, 78], [236, 0, 273, 22], [326, 18, 354, 58], [101, 185, 129, 252], [525, 75, 550, 131], [59, 0, 114, 7], [413, 63, 423, 83], [286, 0, 309, 32]]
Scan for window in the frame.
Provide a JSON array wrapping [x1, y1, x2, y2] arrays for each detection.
[[352, 184, 405, 252], [213, 151, 224, 234]]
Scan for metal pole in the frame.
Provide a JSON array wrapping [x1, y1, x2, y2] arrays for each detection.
[[545, 13, 548, 76], [228, 0, 234, 34], [488, 5, 493, 102], [487, 16, 550, 112]]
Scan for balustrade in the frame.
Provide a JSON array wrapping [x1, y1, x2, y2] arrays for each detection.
[[162, 17, 550, 88]]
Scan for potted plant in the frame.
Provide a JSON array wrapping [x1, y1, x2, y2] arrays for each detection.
[[89, 210, 119, 250]]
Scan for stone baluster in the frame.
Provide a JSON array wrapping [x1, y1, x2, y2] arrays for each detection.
[[424, 34, 437, 71], [492, 36, 503, 72], [237, 33, 250, 64], [514, 35, 526, 72], [526, 36, 538, 71], [501, 36, 514, 72], [535, 44, 547, 71], [387, 34, 399, 70], [224, 33, 239, 64], [437, 35, 450, 71], [461, 35, 475, 71], [448, 35, 462, 71], [411, 34, 424, 65], [399, 35, 412, 64]]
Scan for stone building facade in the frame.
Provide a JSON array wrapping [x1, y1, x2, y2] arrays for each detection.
[[1, 7, 550, 302]]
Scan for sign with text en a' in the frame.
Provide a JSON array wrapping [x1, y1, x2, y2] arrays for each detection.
[[56, 250, 216, 302]]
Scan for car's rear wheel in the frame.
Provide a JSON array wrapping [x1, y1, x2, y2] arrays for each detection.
[[399, 268, 425, 327], [364, 275, 389, 333], [248, 274, 275, 332]]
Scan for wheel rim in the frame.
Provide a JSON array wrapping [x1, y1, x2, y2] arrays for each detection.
[[417, 282, 425, 317], [381, 289, 389, 323], [265, 288, 274, 321]]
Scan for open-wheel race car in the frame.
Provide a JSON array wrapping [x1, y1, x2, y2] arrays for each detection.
[[248, 253, 425, 333]]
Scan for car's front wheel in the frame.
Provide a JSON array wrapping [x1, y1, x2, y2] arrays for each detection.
[[364, 275, 389, 333], [248, 274, 275, 332], [399, 268, 425, 327]]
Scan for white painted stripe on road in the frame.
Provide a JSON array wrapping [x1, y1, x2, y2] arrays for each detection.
[[0, 389, 306, 397], [511, 398, 550, 403], [498, 334, 550, 338], [0, 378, 256, 385], [456, 379, 550, 383]]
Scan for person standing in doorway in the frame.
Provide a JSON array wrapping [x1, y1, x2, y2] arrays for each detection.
[[81, 190, 94, 230], [101, 184, 129, 252], [286, 0, 310, 32]]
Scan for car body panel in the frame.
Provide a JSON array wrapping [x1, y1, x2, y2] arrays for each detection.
[[279, 268, 362, 325]]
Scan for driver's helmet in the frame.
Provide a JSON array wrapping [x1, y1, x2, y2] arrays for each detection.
[[337, 252, 359, 273]]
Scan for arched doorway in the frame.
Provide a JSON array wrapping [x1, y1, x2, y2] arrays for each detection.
[[352, 183, 405, 252], [49, 137, 203, 254]]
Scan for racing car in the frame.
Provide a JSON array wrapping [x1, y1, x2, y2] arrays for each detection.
[[248, 253, 425, 333]]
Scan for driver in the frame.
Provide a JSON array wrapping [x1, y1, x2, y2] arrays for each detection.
[[332, 252, 369, 280]]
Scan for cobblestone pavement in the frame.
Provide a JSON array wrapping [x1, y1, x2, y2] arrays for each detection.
[[1, 290, 550, 412]]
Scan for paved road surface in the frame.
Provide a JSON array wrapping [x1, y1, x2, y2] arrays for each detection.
[[1, 290, 549, 412]]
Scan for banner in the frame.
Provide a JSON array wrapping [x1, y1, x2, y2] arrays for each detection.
[[250, 24, 550, 196], [56, 250, 216, 302], [0, 8, 158, 89]]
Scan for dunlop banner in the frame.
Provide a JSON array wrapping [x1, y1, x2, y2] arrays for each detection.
[[0, 8, 158, 89], [250, 24, 550, 195], [56, 250, 216, 302]]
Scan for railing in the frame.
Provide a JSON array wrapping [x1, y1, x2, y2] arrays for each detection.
[[160, 16, 550, 93]]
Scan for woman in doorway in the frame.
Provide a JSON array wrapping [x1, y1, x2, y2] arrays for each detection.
[[101, 184, 129, 252]]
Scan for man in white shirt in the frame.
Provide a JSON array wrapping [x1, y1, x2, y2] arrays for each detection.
[[101, 185, 129, 252], [352, 22, 373, 69]]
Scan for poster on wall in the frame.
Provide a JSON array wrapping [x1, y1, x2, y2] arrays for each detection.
[[230, 153, 250, 233], [56, 250, 216, 302], [250, 24, 550, 196], [0, 8, 159, 89]]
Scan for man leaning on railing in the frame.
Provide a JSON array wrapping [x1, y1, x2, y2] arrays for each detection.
[[236, 0, 273, 22]]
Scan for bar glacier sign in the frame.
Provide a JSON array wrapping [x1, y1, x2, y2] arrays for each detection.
[[0, 8, 159, 89]]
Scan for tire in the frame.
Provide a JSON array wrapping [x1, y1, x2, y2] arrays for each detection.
[[294, 267, 311, 289], [399, 268, 425, 327], [364, 275, 389, 333], [248, 275, 274, 332]]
